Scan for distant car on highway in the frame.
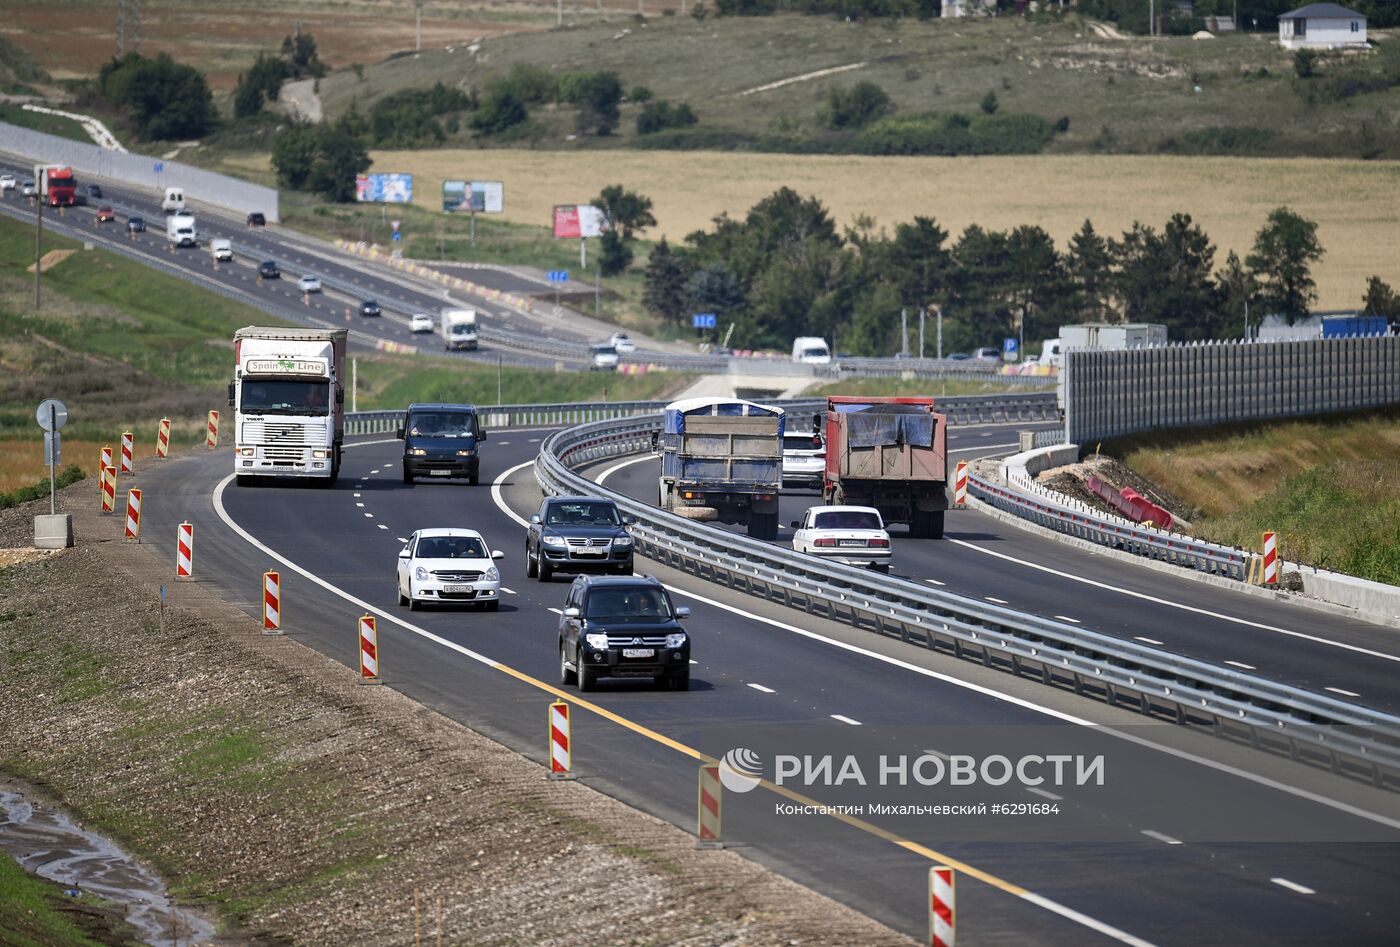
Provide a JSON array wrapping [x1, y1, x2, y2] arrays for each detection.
[[609, 332, 636, 354], [558, 574, 691, 691], [297, 274, 322, 294], [126, 216, 146, 233], [946, 352, 971, 361], [86, 183, 103, 199], [210, 238, 233, 262], [246, 212, 266, 227], [589, 343, 618, 371], [257, 260, 281, 279], [20, 178, 37, 198], [526, 496, 635, 581], [0, 173, 15, 192], [94, 205, 115, 223], [782, 429, 826, 489], [359, 299, 382, 318], [972, 347, 1000, 362], [409, 313, 434, 333], [396, 527, 503, 612], [791, 505, 892, 572]]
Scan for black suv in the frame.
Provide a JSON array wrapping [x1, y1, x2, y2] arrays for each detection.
[[398, 403, 485, 484], [247, 212, 266, 227], [257, 260, 280, 279], [527, 496, 635, 581], [559, 575, 691, 691], [359, 299, 382, 317]]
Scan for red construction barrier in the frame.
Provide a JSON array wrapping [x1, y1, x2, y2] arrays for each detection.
[[156, 418, 171, 459], [1262, 531, 1278, 585], [929, 865, 956, 947], [262, 571, 282, 633], [100, 445, 113, 474], [696, 763, 723, 849], [548, 701, 574, 780], [206, 410, 220, 449], [954, 461, 969, 508], [124, 488, 142, 541], [1085, 475, 1173, 529], [176, 522, 193, 578], [119, 432, 134, 476], [99, 465, 116, 514], [358, 615, 380, 684]]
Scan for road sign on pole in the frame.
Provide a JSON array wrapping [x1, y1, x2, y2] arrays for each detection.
[[691, 313, 717, 329]]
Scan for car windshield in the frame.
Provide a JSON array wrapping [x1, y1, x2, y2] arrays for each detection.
[[784, 433, 822, 451], [407, 412, 477, 438], [593, 346, 617, 357], [415, 536, 486, 559], [813, 510, 882, 530], [586, 587, 671, 620], [546, 502, 620, 526], [240, 379, 329, 416], [801, 347, 828, 359]]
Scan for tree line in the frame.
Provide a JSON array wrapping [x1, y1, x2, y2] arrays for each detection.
[[625, 187, 1387, 355]]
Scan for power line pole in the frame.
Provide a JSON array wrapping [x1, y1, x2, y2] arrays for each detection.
[[34, 195, 43, 311], [415, 1, 422, 52]]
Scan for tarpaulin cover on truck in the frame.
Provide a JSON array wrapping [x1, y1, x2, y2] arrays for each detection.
[[842, 403, 934, 449]]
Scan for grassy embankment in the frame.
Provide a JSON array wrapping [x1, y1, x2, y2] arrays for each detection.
[[1106, 410, 1400, 585], [0, 102, 90, 143], [0, 852, 141, 946]]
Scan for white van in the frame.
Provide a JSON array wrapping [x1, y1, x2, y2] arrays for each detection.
[[210, 238, 232, 262], [162, 187, 185, 214], [589, 343, 619, 371], [792, 336, 831, 365]]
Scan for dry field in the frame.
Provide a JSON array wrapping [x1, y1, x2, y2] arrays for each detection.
[[360, 149, 1400, 310]]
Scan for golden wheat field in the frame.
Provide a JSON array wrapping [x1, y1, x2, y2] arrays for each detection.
[[364, 150, 1400, 310]]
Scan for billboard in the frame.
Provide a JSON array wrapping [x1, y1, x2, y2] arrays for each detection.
[[355, 173, 414, 204], [553, 204, 609, 239], [443, 180, 504, 214]]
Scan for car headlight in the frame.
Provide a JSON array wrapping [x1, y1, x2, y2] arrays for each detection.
[[484, 566, 498, 582], [408, 448, 427, 456], [456, 449, 475, 457], [542, 535, 566, 547], [585, 633, 610, 650], [414, 566, 429, 581], [665, 633, 687, 649], [613, 536, 633, 547]]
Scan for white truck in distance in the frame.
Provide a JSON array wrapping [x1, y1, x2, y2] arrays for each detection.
[[166, 213, 197, 248], [440, 307, 478, 351], [230, 327, 347, 486]]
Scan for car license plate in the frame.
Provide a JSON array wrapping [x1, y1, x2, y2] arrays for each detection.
[[430, 469, 452, 476], [623, 648, 655, 659], [839, 539, 865, 547], [443, 584, 474, 594], [573, 550, 606, 558]]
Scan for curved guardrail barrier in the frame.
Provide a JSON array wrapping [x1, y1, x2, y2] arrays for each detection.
[[533, 412, 1400, 791]]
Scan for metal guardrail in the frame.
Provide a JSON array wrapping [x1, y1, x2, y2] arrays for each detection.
[[534, 413, 1400, 790]]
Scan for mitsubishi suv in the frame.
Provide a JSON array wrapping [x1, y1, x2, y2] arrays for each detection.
[[558, 575, 691, 691], [526, 496, 635, 581]]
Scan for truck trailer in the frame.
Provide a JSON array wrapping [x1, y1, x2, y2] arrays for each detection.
[[229, 327, 347, 486], [440, 307, 479, 351], [657, 397, 785, 540], [823, 396, 949, 538]]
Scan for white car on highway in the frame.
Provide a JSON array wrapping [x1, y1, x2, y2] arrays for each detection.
[[397, 528, 504, 611], [791, 506, 892, 571], [297, 274, 322, 294], [409, 313, 434, 333], [0, 173, 15, 192], [609, 332, 636, 354], [782, 429, 826, 489]]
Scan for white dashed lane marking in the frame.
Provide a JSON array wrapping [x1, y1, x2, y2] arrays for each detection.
[[355, 502, 365, 508], [363, 513, 374, 518], [377, 524, 388, 530], [1325, 687, 1361, 698], [1054, 615, 1080, 624], [985, 597, 1009, 605], [1140, 830, 1182, 846], [547, 607, 563, 615], [500, 587, 516, 595], [830, 714, 862, 726], [1134, 637, 1164, 646], [1271, 878, 1315, 895], [1224, 661, 1256, 670], [747, 683, 776, 694], [926, 578, 946, 587]]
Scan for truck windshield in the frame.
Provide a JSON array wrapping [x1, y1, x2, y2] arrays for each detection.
[[406, 412, 477, 437], [451, 326, 474, 336], [240, 379, 330, 416]]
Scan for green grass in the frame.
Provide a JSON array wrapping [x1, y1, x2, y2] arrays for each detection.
[[0, 101, 90, 144], [0, 853, 137, 947], [1106, 409, 1400, 584]]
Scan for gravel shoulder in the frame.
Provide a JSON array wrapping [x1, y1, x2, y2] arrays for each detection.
[[0, 475, 912, 946]]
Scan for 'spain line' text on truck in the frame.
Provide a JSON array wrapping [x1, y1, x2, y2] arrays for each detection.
[[229, 327, 347, 486]]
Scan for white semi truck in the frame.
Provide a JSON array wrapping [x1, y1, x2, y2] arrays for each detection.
[[166, 212, 197, 248], [229, 327, 347, 486], [440, 307, 479, 351]]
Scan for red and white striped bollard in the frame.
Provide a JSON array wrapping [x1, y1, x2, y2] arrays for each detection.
[[100, 445, 113, 474], [358, 615, 380, 684], [1262, 531, 1278, 585], [548, 701, 575, 780], [262, 571, 282, 634], [206, 410, 220, 449], [124, 488, 142, 541], [953, 461, 969, 508], [120, 431, 134, 476], [156, 418, 171, 459], [99, 465, 116, 514], [929, 865, 955, 947], [696, 763, 723, 849], [175, 522, 193, 578]]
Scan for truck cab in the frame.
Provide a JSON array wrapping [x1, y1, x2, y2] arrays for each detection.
[[162, 187, 186, 214], [166, 213, 197, 248], [792, 336, 832, 365], [440, 308, 479, 351]]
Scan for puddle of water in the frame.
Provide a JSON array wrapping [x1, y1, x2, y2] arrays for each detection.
[[0, 778, 220, 946]]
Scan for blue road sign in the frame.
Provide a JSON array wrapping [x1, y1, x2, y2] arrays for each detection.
[[154, 161, 164, 174], [692, 313, 717, 329], [1003, 337, 1018, 354], [547, 270, 569, 283], [392, 231, 402, 242]]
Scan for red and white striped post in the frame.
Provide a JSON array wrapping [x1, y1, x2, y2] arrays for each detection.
[[953, 461, 969, 508], [358, 615, 380, 684], [548, 701, 575, 780], [124, 488, 142, 541], [262, 571, 282, 634], [175, 522, 193, 578], [696, 763, 723, 849], [99, 465, 116, 514], [100, 445, 113, 474], [1262, 531, 1278, 585], [119, 431, 134, 476], [206, 410, 220, 449], [155, 418, 171, 459], [929, 865, 956, 947]]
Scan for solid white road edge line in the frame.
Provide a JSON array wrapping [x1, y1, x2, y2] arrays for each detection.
[[946, 538, 1400, 664], [596, 454, 656, 485], [486, 462, 1400, 833]]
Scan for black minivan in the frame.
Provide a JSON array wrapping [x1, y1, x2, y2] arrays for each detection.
[[398, 403, 485, 485]]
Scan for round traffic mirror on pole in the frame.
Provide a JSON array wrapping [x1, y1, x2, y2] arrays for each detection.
[[36, 398, 68, 431]]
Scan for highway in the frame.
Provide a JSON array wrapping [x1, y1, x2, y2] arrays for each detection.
[[124, 431, 1400, 945]]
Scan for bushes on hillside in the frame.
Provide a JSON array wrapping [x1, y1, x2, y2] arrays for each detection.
[[853, 112, 1056, 156], [821, 81, 893, 130], [271, 119, 370, 202], [98, 53, 216, 140], [637, 100, 698, 134], [369, 82, 473, 148]]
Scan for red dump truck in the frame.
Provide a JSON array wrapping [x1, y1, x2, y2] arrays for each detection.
[[822, 396, 949, 538]]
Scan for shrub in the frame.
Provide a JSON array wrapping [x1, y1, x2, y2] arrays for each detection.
[[980, 90, 998, 115], [471, 86, 528, 135], [1156, 126, 1275, 155], [852, 111, 1056, 156], [821, 81, 893, 130], [0, 465, 84, 512], [637, 100, 698, 135], [1294, 49, 1318, 79], [630, 85, 654, 103], [97, 53, 217, 140]]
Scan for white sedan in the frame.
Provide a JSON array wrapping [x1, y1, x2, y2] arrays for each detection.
[[409, 313, 434, 333], [0, 173, 15, 192], [396, 527, 504, 611], [297, 274, 322, 294], [791, 505, 892, 571], [609, 332, 636, 354]]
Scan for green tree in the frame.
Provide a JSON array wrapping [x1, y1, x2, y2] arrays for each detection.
[[592, 185, 656, 241], [1247, 206, 1324, 323], [471, 87, 527, 135], [1293, 48, 1318, 79], [572, 71, 623, 136], [643, 239, 693, 324], [636, 100, 698, 134], [980, 90, 999, 115], [234, 53, 290, 119], [1066, 219, 1115, 322], [1112, 215, 1220, 339], [950, 224, 1016, 344], [1217, 250, 1258, 339], [879, 215, 953, 311], [270, 125, 318, 190], [1005, 225, 1072, 344], [281, 31, 326, 78], [271, 121, 369, 202], [821, 81, 893, 130], [598, 229, 633, 277], [98, 53, 216, 139], [1362, 275, 1400, 318], [684, 264, 746, 324]]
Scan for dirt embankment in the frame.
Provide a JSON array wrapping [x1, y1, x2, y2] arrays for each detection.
[[0, 482, 911, 946], [1037, 453, 1196, 526]]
